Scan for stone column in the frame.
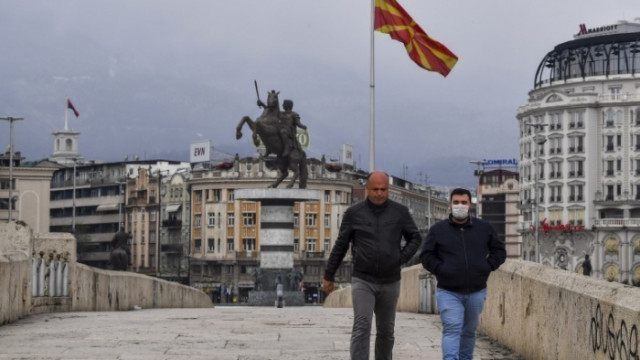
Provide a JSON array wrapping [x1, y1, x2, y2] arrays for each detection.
[[236, 188, 321, 306]]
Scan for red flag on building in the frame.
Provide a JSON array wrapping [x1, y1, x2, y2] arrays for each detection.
[[374, 0, 458, 76], [67, 98, 79, 117]]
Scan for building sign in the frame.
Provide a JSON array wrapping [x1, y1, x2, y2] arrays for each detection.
[[482, 158, 518, 167], [342, 143, 353, 166], [530, 221, 585, 233], [255, 129, 310, 152], [190, 140, 211, 163], [575, 23, 618, 38]]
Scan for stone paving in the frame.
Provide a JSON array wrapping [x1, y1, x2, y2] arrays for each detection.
[[0, 306, 523, 360]]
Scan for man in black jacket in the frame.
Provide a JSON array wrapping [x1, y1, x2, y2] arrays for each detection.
[[420, 188, 506, 360], [324, 171, 421, 360]]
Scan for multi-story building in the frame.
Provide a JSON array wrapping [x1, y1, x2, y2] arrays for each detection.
[[49, 160, 187, 269], [158, 170, 191, 284], [475, 168, 521, 258], [517, 19, 640, 284], [0, 150, 57, 233], [124, 162, 191, 277]]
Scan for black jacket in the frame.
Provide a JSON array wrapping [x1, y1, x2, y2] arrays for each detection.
[[420, 215, 506, 294], [324, 198, 422, 284]]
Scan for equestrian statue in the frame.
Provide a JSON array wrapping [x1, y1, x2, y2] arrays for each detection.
[[236, 81, 308, 189]]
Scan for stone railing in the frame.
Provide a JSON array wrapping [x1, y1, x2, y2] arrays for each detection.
[[0, 221, 213, 326], [324, 260, 640, 360]]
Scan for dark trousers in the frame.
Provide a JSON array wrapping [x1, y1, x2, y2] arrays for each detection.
[[350, 277, 401, 360]]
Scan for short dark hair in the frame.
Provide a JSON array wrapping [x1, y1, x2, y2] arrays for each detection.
[[450, 188, 472, 201]]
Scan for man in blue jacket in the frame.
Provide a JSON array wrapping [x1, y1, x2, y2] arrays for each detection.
[[420, 188, 506, 360], [324, 171, 422, 360]]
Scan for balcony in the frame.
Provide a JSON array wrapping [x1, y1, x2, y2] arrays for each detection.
[[236, 251, 258, 259], [305, 251, 325, 259], [161, 244, 183, 254], [162, 219, 182, 228], [593, 218, 640, 228]]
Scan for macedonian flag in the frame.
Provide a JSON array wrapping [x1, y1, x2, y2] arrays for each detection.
[[374, 0, 458, 77]]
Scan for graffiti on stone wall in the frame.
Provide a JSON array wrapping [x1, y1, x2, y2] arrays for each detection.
[[590, 303, 638, 360]]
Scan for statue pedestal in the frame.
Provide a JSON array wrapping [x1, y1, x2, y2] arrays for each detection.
[[236, 189, 321, 306]]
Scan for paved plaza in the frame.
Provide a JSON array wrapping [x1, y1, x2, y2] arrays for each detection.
[[0, 306, 522, 359]]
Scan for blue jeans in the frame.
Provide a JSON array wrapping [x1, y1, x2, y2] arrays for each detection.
[[436, 288, 487, 360], [350, 277, 401, 360]]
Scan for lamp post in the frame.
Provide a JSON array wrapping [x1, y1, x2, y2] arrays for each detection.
[[1, 117, 23, 223], [72, 159, 77, 233], [524, 122, 548, 263]]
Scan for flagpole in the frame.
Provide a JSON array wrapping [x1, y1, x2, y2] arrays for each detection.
[[369, 0, 376, 172], [64, 100, 69, 131]]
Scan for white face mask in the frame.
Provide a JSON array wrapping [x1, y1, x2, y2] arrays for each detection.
[[451, 204, 469, 220]]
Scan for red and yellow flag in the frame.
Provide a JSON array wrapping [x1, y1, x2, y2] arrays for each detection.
[[374, 0, 458, 77]]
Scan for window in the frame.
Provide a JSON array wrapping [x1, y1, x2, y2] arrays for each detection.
[[324, 190, 331, 203], [610, 87, 622, 100], [195, 239, 202, 252], [306, 213, 317, 227], [294, 213, 299, 227], [569, 110, 584, 128], [242, 238, 256, 251], [195, 214, 202, 228], [227, 238, 234, 251], [294, 238, 299, 251], [324, 239, 331, 252], [606, 136, 615, 151], [549, 185, 562, 203], [569, 184, 584, 202], [194, 191, 202, 204], [212, 189, 221, 202], [227, 190, 234, 202], [606, 160, 614, 176], [207, 238, 214, 252], [569, 160, 584, 177], [324, 214, 330, 227], [550, 113, 562, 130], [149, 211, 156, 221], [306, 238, 317, 252], [208, 212, 216, 227], [242, 212, 256, 226], [141, 231, 146, 244], [227, 212, 234, 226], [149, 232, 156, 244]]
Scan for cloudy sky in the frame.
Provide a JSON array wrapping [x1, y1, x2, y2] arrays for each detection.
[[1, 1, 639, 188]]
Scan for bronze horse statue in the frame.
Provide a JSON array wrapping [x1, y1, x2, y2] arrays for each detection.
[[236, 90, 308, 188]]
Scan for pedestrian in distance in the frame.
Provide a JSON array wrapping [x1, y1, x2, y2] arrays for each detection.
[[420, 188, 506, 360], [582, 254, 592, 276], [324, 171, 422, 360]]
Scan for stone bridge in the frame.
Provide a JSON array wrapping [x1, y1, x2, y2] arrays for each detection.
[[2, 221, 639, 359]]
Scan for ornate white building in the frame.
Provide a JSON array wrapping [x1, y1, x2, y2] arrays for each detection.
[[517, 19, 640, 285]]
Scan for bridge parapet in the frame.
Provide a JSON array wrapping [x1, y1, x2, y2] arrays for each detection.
[[1, 221, 213, 326], [325, 260, 640, 360]]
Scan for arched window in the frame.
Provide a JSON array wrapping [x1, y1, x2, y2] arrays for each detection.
[[65, 138, 73, 151]]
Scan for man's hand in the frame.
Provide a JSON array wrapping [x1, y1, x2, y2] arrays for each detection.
[[323, 279, 335, 294]]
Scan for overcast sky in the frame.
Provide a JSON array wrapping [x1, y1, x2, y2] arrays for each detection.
[[1, 1, 639, 188]]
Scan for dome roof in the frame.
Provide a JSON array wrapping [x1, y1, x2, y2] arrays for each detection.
[[534, 20, 640, 89]]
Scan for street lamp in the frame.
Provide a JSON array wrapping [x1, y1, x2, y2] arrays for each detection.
[[0, 117, 24, 223], [524, 122, 548, 263]]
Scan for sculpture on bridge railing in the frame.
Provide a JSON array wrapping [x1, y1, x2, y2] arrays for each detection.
[[109, 232, 131, 271]]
